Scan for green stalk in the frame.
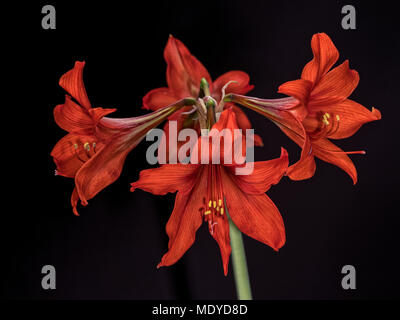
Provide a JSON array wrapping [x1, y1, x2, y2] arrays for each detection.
[[226, 205, 253, 300]]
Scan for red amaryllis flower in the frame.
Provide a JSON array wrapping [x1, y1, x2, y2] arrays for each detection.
[[51, 61, 194, 215], [130, 108, 288, 275], [142, 35, 263, 151], [226, 33, 381, 184]]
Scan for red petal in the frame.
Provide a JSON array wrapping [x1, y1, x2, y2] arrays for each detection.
[[71, 188, 80, 216], [212, 71, 254, 102], [265, 110, 316, 181], [157, 166, 207, 268], [54, 95, 93, 133], [285, 130, 316, 181], [59, 61, 92, 109], [210, 215, 231, 276], [231, 105, 264, 147], [286, 139, 316, 181], [191, 108, 246, 165], [130, 163, 200, 195], [301, 33, 339, 85], [228, 148, 288, 194], [312, 138, 358, 184], [278, 79, 313, 104], [89, 107, 116, 125], [164, 35, 212, 98], [222, 168, 286, 251], [142, 87, 178, 111], [74, 133, 134, 205], [212, 107, 239, 132], [309, 60, 359, 106], [318, 100, 381, 139], [51, 133, 95, 178]]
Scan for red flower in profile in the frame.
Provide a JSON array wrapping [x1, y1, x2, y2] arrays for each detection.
[[226, 33, 381, 184], [131, 108, 288, 275], [51, 61, 193, 215], [143, 35, 263, 150]]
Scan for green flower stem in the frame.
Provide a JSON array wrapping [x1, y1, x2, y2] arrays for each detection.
[[227, 207, 253, 300]]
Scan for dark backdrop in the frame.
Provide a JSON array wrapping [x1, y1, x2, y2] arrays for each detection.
[[3, 0, 398, 299]]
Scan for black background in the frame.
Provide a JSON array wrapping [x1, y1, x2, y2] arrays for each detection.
[[3, 0, 399, 300]]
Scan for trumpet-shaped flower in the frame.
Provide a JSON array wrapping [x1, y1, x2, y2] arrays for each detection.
[[51, 61, 194, 214], [131, 108, 288, 275]]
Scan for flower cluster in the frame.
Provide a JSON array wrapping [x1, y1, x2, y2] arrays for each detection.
[[51, 33, 380, 275]]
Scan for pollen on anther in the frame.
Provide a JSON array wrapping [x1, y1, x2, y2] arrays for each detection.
[[84, 142, 90, 151], [336, 115, 340, 121], [218, 199, 222, 206], [208, 200, 212, 207], [221, 208, 224, 215], [204, 210, 211, 215], [73, 143, 78, 149], [213, 201, 217, 208], [322, 114, 330, 125]]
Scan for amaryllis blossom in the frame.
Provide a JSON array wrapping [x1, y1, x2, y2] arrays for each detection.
[[225, 33, 381, 184], [130, 108, 288, 275], [143, 34, 263, 154], [51, 61, 194, 215]]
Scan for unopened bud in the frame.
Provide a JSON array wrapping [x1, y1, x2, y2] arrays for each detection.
[[200, 78, 210, 97]]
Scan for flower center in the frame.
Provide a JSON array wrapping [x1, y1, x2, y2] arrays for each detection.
[[203, 164, 225, 235], [308, 112, 341, 139], [72, 140, 97, 162]]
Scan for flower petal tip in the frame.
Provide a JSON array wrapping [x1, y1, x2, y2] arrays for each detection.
[[274, 238, 286, 251], [371, 107, 382, 120], [280, 147, 288, 158], [350, 172, 358, 185], [254, 135, 264, 147], [247, 84, 255, 92], [130, 182, 138, 192], [81, 199, 88, 207]]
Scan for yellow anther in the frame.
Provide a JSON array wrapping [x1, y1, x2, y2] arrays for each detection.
[[204, 210, 211, 215], [218, 199, 222, 206], [84, 142, 90, 151], [213, 201, 216, 208], [208, 200, 212, 208], [324, 112, 330, 118], [322, 113, 330, 125], [220, 208, 224, 215], [216, 207, 220, 212], [73, 143, 78, 149], [336, 115, 340, 121]]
